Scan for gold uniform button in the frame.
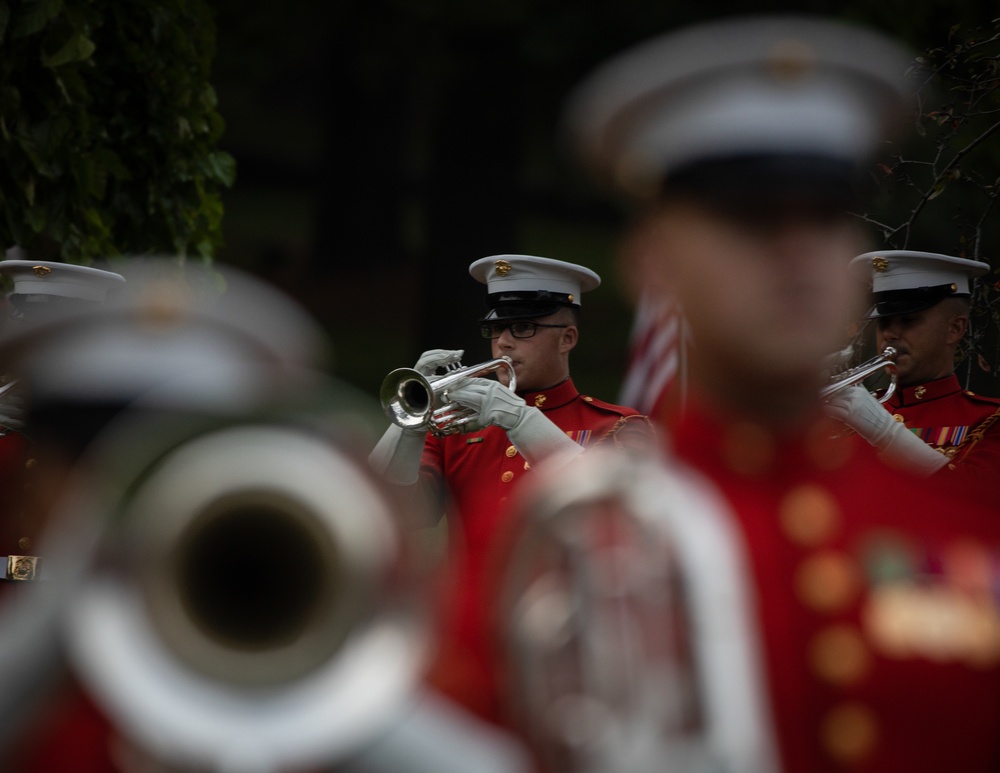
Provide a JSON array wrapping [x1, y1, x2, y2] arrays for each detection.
[[582, 395, 593, 402], [795, 551, 859, 612], [821, 702, 878, 763], [505, 445, 518, 458], [779, 484, 840, 546], [892, 414, 905, 423], [17, 537, 31, 550], [501, 471, 514, 483], [809, 625, 870, 685], [24, 458, 37, 469]]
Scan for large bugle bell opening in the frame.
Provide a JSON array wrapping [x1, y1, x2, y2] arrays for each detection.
[[380, 356, 516, 436], [54, 412, 436, 773]]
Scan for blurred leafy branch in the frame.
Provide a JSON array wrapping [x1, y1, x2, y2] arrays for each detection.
[[0, 0, 235, 265], [858, 18, 1000, 385]]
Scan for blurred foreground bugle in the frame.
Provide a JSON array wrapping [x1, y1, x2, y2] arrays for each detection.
[[493, 448, 781, 773], [47, 404, 436, 773]]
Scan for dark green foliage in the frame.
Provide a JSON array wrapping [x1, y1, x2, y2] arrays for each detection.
[[0, 0, 235, 264], [856, 20, 1000, 387]]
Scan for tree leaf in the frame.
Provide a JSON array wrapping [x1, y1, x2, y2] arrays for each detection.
[[928, 179, 949, 200], [42, 31, 96, 68], [205, 151, 236, 187]]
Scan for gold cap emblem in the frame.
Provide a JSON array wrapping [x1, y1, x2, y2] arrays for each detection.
[[494, 259, 512, 277], [766, 38, 815, 81], [872, 256, 889, 273], [32, 265, 52, 277]]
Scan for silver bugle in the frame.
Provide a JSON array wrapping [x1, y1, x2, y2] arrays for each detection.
[[821, 346, 898, 404], [380, 356, 516, 436]]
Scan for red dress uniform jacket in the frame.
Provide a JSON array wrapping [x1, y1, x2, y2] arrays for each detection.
[[673, 394, 1000, 773], [421, 378, 653, 723], [0, 430, 38, 591], [883, 374, 1000, 497]]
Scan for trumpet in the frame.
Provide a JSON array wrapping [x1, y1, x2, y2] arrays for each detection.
[[821, 346, 898, 404], [380, 356, 517, 436]]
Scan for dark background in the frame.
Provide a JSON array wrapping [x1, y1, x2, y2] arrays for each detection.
[[208, 1, 1000, 402]]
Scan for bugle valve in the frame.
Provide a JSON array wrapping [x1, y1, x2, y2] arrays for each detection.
[[380, 356, 516, 436], [821, 346, 898, 404]]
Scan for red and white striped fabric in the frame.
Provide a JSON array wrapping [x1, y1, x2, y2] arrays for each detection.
[[618, 294, 687, 423]]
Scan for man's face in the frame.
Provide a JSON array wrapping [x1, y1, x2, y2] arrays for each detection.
[[875, 303, 967, 387], [633, 199, 867, 394], [486, 312, 578, 392]]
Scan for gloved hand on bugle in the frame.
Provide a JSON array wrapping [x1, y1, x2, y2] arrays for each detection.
[[445, 377, 584, 467], [414, 349, 464, 378], [370, 349, 460, 485], [824, 385, 946, 475]]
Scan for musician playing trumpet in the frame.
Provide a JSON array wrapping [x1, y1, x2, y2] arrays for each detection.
[[826, 250, 1000, 494], [370, 253, 654, 725]]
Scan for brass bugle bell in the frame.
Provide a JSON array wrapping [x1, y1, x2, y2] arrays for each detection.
[[53, 410, 436, 773], [380, 356, 517, 436], [820, 346, 898, 404]]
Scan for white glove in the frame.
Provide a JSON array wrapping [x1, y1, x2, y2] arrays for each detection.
[[445, 377, 584, 467], [825, 385, 947, 475], [414, 349, 464, 377]]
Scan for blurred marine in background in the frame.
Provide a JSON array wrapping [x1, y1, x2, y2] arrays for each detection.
[[828, 249, 1000, 498], [0, 258, 529, 773], [0, 260, 125, 593], [486, 14, 1000, 773]]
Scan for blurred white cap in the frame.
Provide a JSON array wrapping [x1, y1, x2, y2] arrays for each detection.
[[0, 260, 125, 303], [0, 258, 330, 413], [564, 15, 914, 200]]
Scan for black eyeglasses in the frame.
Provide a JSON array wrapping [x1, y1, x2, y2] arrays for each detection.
[[480, 321, 569, 339]]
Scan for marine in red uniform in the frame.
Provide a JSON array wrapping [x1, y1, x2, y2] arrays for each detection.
[[671, 398, 1000, 773], [527, 14, 1000, 773], [370, 254, 654, 724], [883, 375, 1000, 473], [0, 261, 125, 595], [831, 251, 1000, 495]]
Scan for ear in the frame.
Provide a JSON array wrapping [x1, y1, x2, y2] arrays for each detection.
[[560, 324, 579, 353], [946, 313, 969, 345]]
